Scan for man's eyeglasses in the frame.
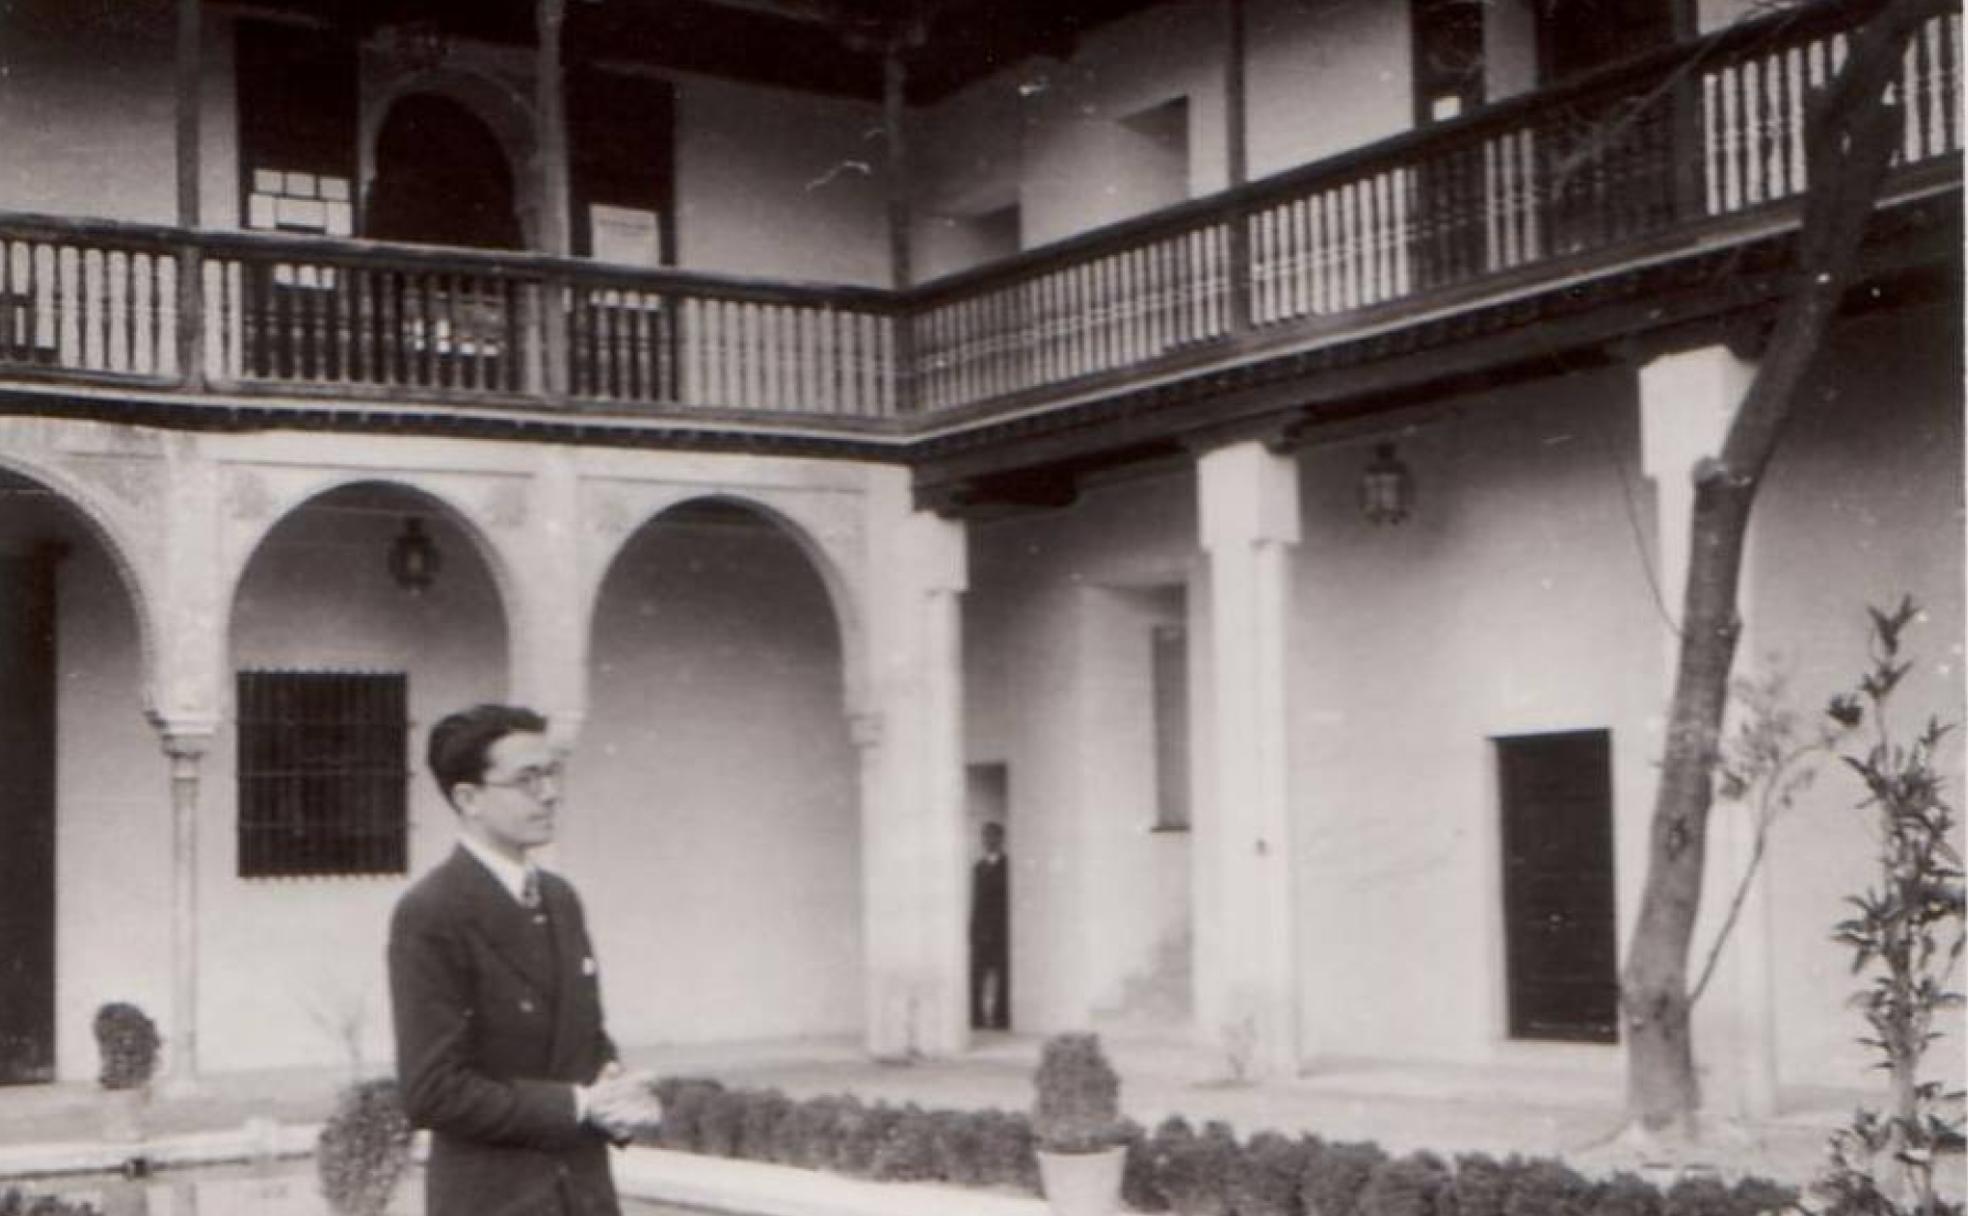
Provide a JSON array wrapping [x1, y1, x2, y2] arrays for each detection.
[[475, 764, 564, 798]]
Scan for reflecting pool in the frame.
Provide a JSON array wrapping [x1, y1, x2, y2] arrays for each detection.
[[14, 1159, 715, 1215]]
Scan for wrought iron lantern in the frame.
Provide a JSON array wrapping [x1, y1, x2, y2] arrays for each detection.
[[388, 517, 442, 594], [1359, 442, 1414, 525]]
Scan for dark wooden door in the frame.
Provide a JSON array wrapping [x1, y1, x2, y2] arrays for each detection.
[[0, 548, 59, 1084], [1498, 730, 1618, 1043]]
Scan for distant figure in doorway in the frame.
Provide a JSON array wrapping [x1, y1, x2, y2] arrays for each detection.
[[388, 703, 660, 1216], [970, 821, 1011, 1030]]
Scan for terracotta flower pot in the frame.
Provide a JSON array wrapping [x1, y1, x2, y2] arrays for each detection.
[[1036, 1144, 1126, 1216]]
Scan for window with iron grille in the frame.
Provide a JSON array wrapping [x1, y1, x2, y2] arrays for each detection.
[[237, 671, 408, 878]]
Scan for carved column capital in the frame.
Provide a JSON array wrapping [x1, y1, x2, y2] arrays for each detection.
[[152, 718, 217, 763]]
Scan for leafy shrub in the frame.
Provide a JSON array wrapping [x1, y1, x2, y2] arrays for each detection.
[[832, 1098, 902, 1177], [1454, 1155, 1522, 1216], [1146, 1118, 1198, 1205], [781, 1094, 853, 1170], [1302, 1140, 1389, 1216], [735, 1088, 790, 1161], [1662, 1175, 1736, 1216], [1502, 1159, 1595, 1216], [1812, 601, 1965, 1216], [1230, 1131, 1308, 1216], [315, 1078, 412, 1216], [1591, 1172, 1663, 1216], [627, 1073, 1805, 1216], [1727, 1176, 1796, 1216], [1153, 1118, 1238, 1216], [1360, 1152, 1454, 1216], [870, 1104, 941, 1182], [1032, 1033, 1125, 1153], [92, 1003, 160, 1091], [1118, 1119, 1168, 1213], [0, 1188, 101, 1215], [974, 1107, 1040, 1192], [650, 1077, 724, 1151], [924, 1109, 980, 1187], [693, 1085, 746, 1157]]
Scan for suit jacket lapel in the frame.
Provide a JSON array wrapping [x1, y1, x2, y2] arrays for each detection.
[[447, 846, 558, 995]]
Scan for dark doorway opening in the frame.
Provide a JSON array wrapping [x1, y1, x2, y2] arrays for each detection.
[[366, 93, 523, 251], [966, 763, 1011, 1031], [1497, 729, 1618, 1043], [0, 545, 60, 1085]]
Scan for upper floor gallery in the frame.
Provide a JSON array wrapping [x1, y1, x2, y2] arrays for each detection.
[[0, 0, 1959, 484]]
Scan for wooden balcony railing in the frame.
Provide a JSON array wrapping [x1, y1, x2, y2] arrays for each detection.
[[0, 0, 1957, 427], [910, 0, 1961, 412]]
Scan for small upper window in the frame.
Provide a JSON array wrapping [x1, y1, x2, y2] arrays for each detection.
[[247, 170, 354, 237]]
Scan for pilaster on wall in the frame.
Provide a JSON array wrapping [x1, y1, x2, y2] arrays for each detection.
[[860, 472, 969, 1058], [515, 450, 588, 748], [1196, 440, 1301, 1079], [1637, 345, 1776, 1121]]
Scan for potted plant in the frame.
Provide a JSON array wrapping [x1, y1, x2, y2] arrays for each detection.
[[92, 1002, 160, 1143], [1032, 1033, 1128, 1216]]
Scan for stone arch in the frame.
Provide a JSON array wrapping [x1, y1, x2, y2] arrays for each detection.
[[581, 486, 868, 1044], [220, 472, 526, 704], [360, 67, 543, 248], [589, 488, 867, 717], [0, 452, 161, 721]]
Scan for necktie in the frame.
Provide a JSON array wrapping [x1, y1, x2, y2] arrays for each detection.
[[520, 868, 541, 910]]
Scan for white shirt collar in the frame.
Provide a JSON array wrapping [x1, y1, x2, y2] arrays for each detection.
[[459, 833, 536, 905]]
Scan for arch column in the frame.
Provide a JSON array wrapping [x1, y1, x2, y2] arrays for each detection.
[[1197, 439, 1301, 1079], [157, 727, 212, 1092], [1638, 344, 1777, 1121], [859, 472, 968, 1057], [150, 438, 227, 1090]]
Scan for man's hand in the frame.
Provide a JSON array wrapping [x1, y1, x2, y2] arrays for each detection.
[[583, 1066, 663, 1140]]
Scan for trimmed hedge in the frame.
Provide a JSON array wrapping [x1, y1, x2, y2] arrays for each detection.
[[635, 1076, 1800, 1216], [0, 1188, 98, 1216]]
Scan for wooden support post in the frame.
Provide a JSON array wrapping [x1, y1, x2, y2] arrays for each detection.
[[175, 0, 204, 389], [537, 0, 572, 401], [1224, 0, 1252, 336], [885, 44, 919, 414]]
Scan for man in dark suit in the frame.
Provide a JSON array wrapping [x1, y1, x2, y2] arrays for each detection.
[[389, 704, 658, 1216], [969, 821, 1010, 1030]]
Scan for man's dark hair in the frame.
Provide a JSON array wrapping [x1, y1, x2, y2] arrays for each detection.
[[427, 703, 548, 810]]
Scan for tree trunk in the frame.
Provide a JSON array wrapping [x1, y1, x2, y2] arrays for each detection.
[[1620, 0, 1947, 1133]]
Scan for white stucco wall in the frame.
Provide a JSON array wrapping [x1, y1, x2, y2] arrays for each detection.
[[54, 541, 167, 1083], [0, 0, 178, 222], [960, 301, 1964, 1092], [911, 0, 1416, 275], [1288, 372, 1663, 1067], [0, 10, 892, 285], [1244, 0, 1412, 178], [1745, 301, 1966, 1093], [578, 511, 861, 1045], [212, 493, 510, 1074], [673, 75, 891, 287], [0, 492, 162, 1086], [1017, 0, 1229, 248], [967, 469, 1202, 1031]]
